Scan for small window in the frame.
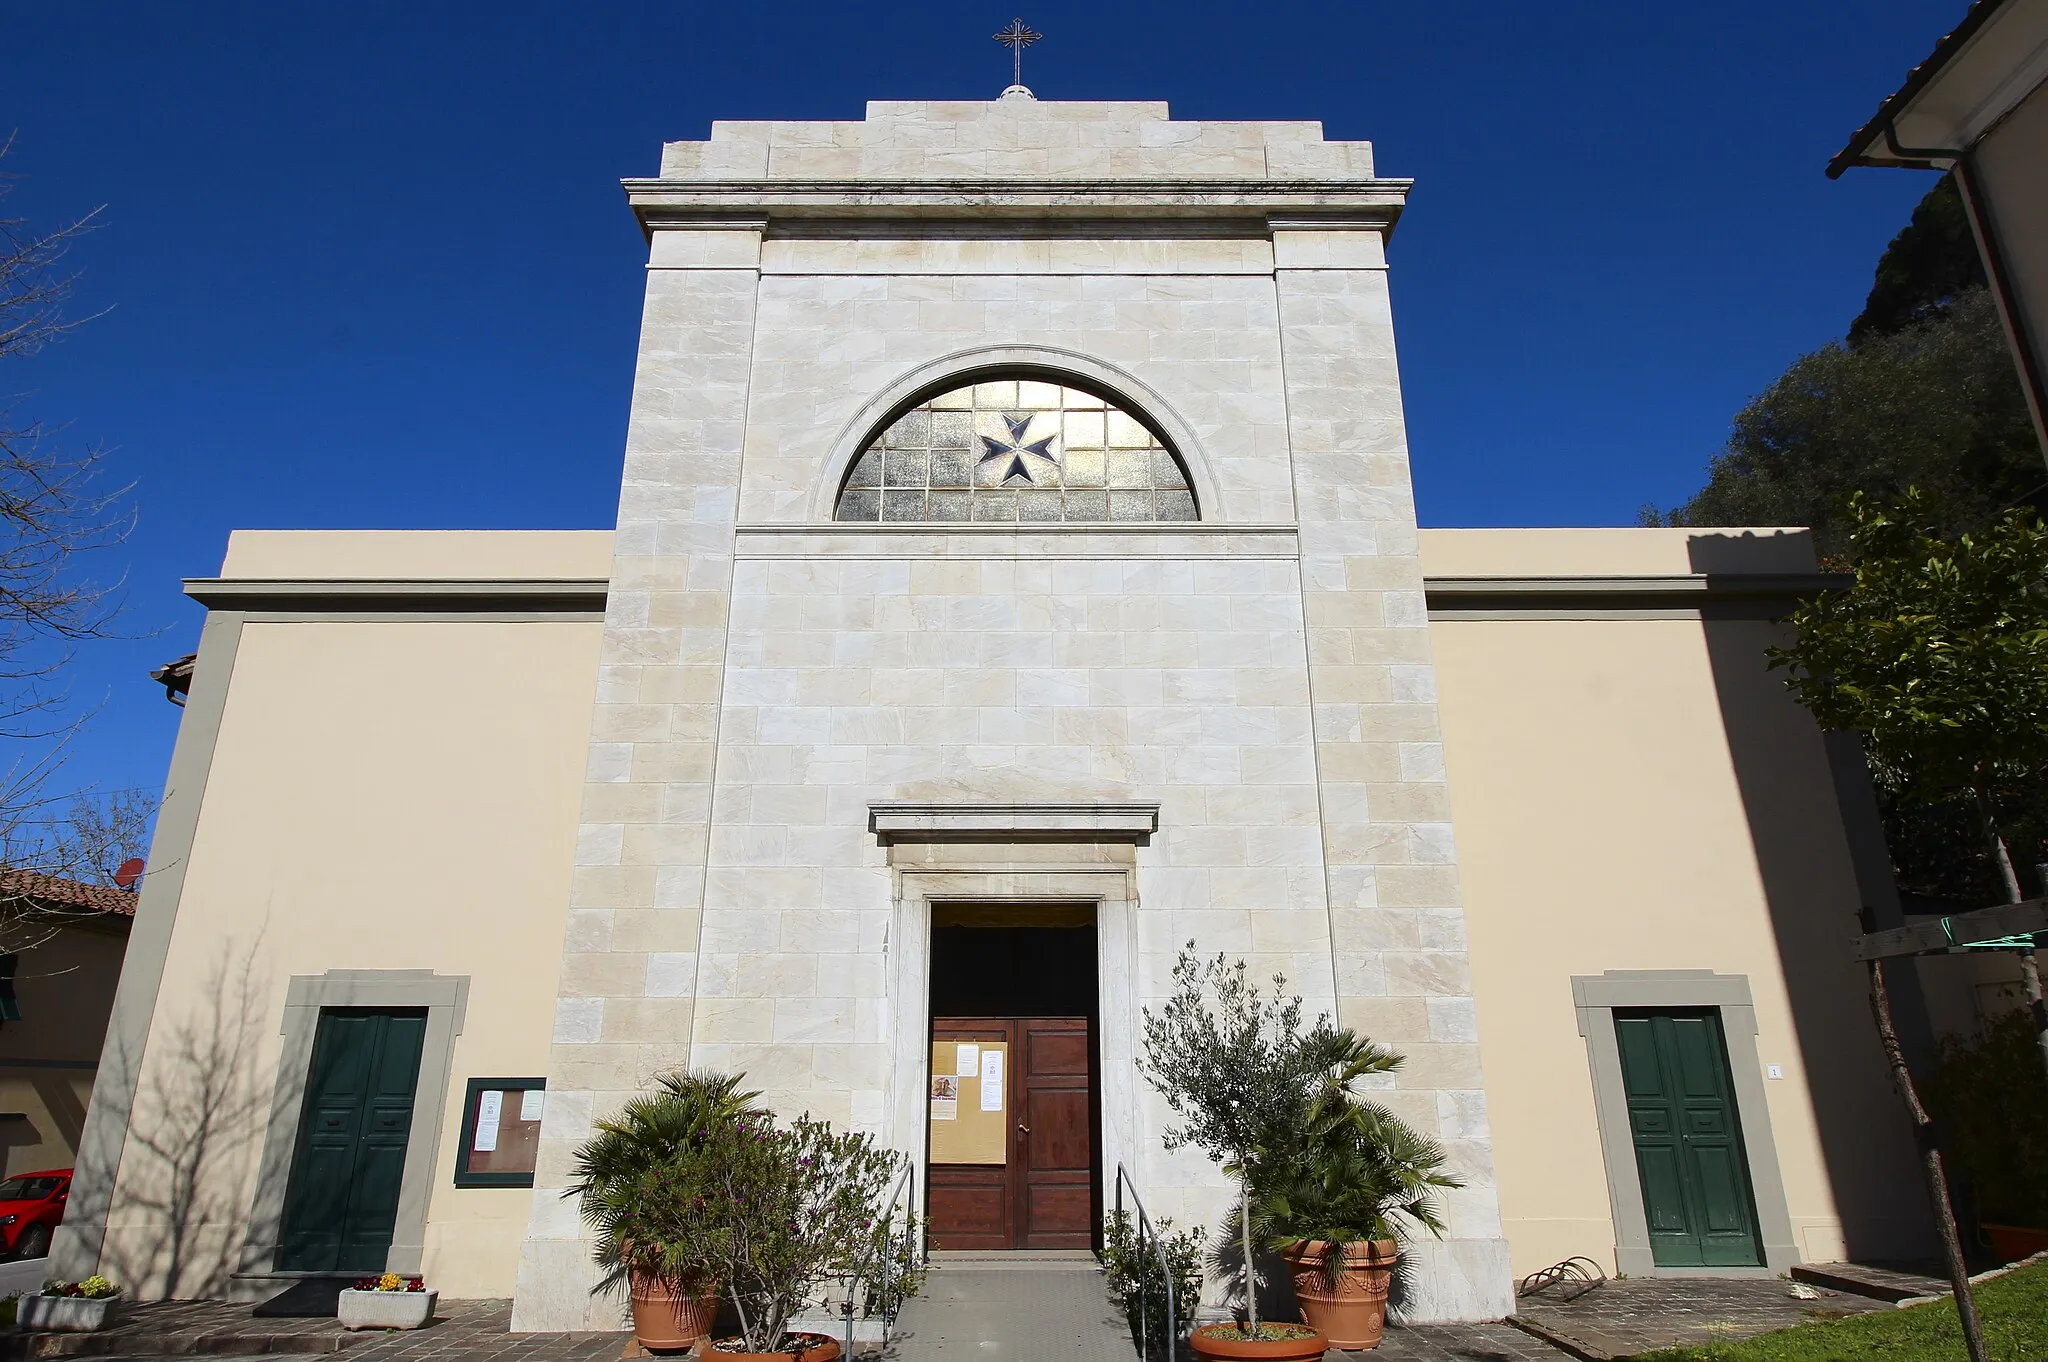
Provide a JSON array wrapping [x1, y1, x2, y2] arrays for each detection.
[[453, 1078, 545, 1187], [834, 377, 1197, 523]]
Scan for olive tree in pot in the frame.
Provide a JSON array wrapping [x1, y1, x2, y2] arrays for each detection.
[[1138, 946, 1368, 1362], [1249, 1049, 1461, 1351], [569, 1070, 765, 1351]]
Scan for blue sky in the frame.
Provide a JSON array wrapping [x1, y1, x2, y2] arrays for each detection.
[[0, 0, 1962, 817]]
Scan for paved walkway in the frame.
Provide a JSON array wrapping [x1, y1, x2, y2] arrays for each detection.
[[0, 1270, 1905, 1362], [885, 1253, 1131, 1362], [1508, 1276, 1889, 1360]]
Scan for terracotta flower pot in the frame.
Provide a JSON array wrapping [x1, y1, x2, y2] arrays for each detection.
[[1188, 1322, 1328, 1362], [708, 1331, 843, 1362], [1983, 1223, 2048, 1263], [1281, 1238, 1397, 1350], [628, 1276, 720, 1352]]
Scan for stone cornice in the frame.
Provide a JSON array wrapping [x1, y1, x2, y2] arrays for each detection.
[[868, 801, 1160, 843], [1425, 572, 1845, 620], [734, 523, 1300, 561], [183, 578, 609, 613], [625, 178, 1412, 233]]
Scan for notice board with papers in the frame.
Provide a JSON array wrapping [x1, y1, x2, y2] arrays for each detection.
[[928, 1039, 1007, 1165]]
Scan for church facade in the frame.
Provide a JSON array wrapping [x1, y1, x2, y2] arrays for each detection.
[[55, 98, 1933, 1324]]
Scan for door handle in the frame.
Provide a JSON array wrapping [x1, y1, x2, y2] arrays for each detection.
[[1017, 1123, 1031, 1134]]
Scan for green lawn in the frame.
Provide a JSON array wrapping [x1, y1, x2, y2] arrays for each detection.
[[1632, 1263, 2048, 1362]]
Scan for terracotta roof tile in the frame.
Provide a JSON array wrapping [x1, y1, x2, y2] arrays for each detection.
[[0, 868, 140, 917]]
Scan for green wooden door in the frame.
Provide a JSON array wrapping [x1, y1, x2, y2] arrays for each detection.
[[278, 1008, 427, 1272], [1614, 1009, 1762, 1267]]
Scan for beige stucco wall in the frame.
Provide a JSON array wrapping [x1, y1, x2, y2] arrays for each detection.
[[97, 613, 601, 1299], [1431, 601, 1929, 1274], [216, 529, 614, 581], [77, 516, 1938, 1298], [0, 922, 127, 1177], [1416, 526, 1817, 577]]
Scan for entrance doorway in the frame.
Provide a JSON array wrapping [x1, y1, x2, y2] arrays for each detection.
[[926, 907, 1098, 1250], [1615, 1008, 1763, 1267], [277, 1007, 427, 1272]]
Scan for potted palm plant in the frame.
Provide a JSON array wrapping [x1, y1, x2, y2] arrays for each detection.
[[1249, 1043, 1461, 1350], [570, 1070, 765, 1351], [1139, 946, 1362, 1362]]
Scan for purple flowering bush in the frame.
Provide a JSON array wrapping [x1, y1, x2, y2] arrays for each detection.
[[702, 1112, 906, 1352]]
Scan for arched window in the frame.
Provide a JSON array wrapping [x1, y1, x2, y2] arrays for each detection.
[[833, 377, 1198, 523]]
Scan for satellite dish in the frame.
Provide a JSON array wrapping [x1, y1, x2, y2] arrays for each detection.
[[114, 858, 145, 890]]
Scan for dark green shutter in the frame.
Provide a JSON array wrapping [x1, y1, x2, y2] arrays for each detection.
[[1615, 1009, 1763, 1267], [278, 1009, 427, 1272]]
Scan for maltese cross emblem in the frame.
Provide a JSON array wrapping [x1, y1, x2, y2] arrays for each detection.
[[978, 413, 1059, 486]]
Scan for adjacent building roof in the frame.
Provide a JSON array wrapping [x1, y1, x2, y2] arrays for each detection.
[[1830, 0, 2047, 174], [0, 868, 139, 919]]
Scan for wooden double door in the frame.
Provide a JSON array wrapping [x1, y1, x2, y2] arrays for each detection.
[[929, 1016, 1096, 1250]]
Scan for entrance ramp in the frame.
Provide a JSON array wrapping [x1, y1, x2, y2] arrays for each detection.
[[887, 1251, 1132, 1361]]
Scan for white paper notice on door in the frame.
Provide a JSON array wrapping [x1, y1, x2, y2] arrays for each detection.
[[474, 1090, 503, 1152], [519, 1089, 545, 1123], [979, 1049, 1004, 1111], [955, 1043, 980, 1076]]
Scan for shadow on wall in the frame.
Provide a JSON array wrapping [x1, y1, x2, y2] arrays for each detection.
[[1690, 531, 1932, 1261], [33, 1076, 89, 1155], [0, 1118, 44, 1178], [98, 940, 282, 1299]]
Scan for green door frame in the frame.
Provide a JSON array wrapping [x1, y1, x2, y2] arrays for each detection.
[[240, 970, 469, 1281], [1574, 970, 1800, 1275]]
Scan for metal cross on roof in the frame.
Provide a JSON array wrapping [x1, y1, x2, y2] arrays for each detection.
[[993, 19, 1041, 89]]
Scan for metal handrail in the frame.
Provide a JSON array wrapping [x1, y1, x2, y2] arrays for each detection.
[[1113, 1162, 1179, 1362], [882, 1156, 919, 1336], [838, 1153, 920, 1358]]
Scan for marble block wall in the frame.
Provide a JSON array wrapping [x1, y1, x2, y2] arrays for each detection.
[[513, 97, 1512, 1328]]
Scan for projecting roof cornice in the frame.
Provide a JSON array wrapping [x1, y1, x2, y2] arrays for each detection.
[[624, 178, 1412, 234]]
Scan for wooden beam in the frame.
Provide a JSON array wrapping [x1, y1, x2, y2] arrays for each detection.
[[1853, 899, 2048, 961]]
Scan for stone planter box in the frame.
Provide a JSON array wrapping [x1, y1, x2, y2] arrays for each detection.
[[19, 1295, 117, 1332], [337, 1289, 437, 1331]]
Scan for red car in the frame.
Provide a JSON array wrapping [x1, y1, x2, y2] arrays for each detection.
[[0, 1169, 69, 1260]]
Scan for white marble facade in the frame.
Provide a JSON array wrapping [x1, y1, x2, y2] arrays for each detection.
[[512, 97, 1514, 1327]]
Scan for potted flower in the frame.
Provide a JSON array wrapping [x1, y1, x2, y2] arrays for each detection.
[[1249, 1043, 1461, 1350], [337, 1273, 436, 1330], [21, 1276, 120, 1332], [695, 1109, 913, 1360], [570, 1070, 766, 1351], [1138, 946, 1357, 1362]]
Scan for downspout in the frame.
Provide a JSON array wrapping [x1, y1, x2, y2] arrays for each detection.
[[1951, 153, 2048, 469], [1870, 119, 2048, 467]]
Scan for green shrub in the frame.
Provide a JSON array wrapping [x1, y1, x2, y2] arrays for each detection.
[[1924, 1011, 2048, 1227], [1101, 1210, 1203, 1360]]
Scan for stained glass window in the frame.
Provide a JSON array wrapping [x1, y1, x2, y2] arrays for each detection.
[[834, 379, 1198, 523]]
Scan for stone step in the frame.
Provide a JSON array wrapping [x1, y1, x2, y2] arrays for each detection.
[[1789, 1261, 1948, 1304], [927, 1250, 1101, 1272]]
